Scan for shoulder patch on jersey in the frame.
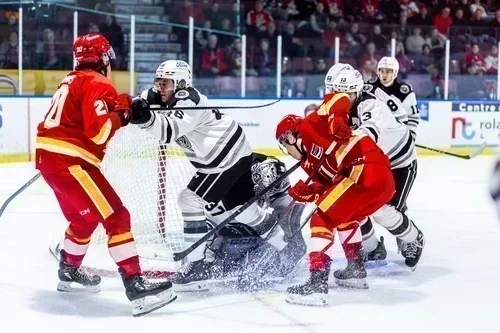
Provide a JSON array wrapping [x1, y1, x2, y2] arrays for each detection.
[[175, 90, 190, 99], [400, 84, 410, 94], [363, 84, 373, 92], [310, 144, 323, 159], [368, 77, 377, 84]]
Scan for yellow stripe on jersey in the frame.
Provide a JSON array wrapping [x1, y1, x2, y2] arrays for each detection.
[[335, 134, 364, 167], [349, 164, 364, 184], [65, 228, 91, 244], [317, 93, 349, 116], [90, 118, 112, 145], [68, 165, 114, 219], [36, 137, 101, 166], [318, 178, 354, 213], [108, 232, 134, 246], [310, 227, 333, 237]]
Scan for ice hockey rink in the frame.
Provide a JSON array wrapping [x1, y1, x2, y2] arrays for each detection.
[[0, 154, 498, 333]]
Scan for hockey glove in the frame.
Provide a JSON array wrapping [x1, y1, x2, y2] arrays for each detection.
[[130, 97, 152, 125], [114, 93, 132, 126], [329, 115, 352, 144], [289, 180, 325, 203]]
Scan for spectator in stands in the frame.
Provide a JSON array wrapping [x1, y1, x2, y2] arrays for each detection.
[[246, 1, 274, 36], [0, 11, 17, 44], [179, 0, 205, 25], [359, 59, 378, 81], [360, 0, 380, 17], [434, 7, 453, 35], [358, 42, 382, 68], [345, 23, 367, 58], [0, 31, 18, 69], [282, 0, 300, 20], [282, 22, 305, 57], [310, 2, 329, 37], [304, 104, 317, 117], [363, 3, 385, 23], [458, 62, 486, 98], [450, 8, 471, 53], [94, 0, 114, 13], [470, 0, 487, 18], [196, 20, 212, 49], [485, 44, 498, 74], [323, 20, 345, 58], [455, 0, 472, 21], [489, 9, 500, 38], [380, 0, 401, 23], [469, 9, 490, 43], [416, 44, 439, 75], [201, 34, 227, 76], [396, 42, 412, 79], [88, 22, 100, 34], [396, 12, 411, 40], [99, 15, 125, 69], [408, 4, 433, 27], [400, 0, 420, 17], [371, 25, 388, 52], [426, 28, 447, 56], [343, 0, 362, 21], [406, 27, 426, 55], [260, 21, 278, 49], [228, 38, 257, 77], [464, 42, 486, 73], [252, 38, 275, 76], [206, 3, 224, 30], [312, 58, 327, 74], [323, 0, 343, 19]]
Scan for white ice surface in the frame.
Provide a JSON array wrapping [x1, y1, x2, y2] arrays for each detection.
[[0, 156, 499, 333]]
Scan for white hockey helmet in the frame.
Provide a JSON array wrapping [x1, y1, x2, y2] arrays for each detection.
[[332, 69, 364, 99], [155, 60, 192, 90], [324, 63, 354, 92], [377, 56, 399, 86]]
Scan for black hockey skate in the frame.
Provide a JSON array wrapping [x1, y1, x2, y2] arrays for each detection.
[[170, 259, 211, 292], [401, 230, 425, 271], [57, 250, 101, 293], [364, 236, 387, 265], [333, 259, 369, 289], [285, 268, 329, 307], [119, 268, 177, 317]]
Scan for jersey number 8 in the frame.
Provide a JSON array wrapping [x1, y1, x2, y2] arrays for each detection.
[[387, 99, 398, 112]]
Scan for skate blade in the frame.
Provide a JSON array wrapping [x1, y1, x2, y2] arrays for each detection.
[[173, 281, 209, 293], [132, 289, 178, 317], [335, 278, 369, 289], [364, 259, 387, 268], [285, 293, 328, 307], [57, 281, 100, 293]]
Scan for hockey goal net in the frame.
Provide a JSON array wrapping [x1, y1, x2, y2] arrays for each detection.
[[77, 125, 195, 277]]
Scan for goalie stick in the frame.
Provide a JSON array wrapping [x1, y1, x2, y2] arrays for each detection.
[[173, 161, 301, 261], [148, 99, 280, 111], [0, 173, 41, 218], [415, 141, 487, 160]]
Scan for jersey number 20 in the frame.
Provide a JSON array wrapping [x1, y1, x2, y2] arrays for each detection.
[[43, 84, 107, 129]]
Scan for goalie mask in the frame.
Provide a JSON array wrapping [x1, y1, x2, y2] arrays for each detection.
[[251, 157, 290, 199]]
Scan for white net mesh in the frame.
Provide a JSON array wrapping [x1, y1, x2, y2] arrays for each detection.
[[84, 125, 195, 274]]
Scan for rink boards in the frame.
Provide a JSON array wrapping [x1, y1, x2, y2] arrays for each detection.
[[0, 97, 498, 163]]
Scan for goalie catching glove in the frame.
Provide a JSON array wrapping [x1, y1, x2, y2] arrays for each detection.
[[289, 180, 326, 203]]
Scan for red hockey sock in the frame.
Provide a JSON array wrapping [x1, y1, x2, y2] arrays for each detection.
[[108, 231, 142, 278], [64, 229, 91, 267], [309, 252, 331, 271]]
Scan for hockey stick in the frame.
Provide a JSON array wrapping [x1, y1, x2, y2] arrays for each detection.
[[0, 172, 41, 218], [415, 141, 487, 160], [147, 99, 280, 111], [172, 161, 301, 261]]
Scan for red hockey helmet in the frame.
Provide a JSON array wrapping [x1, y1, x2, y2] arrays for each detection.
[[275, 114, 303, 145], [73, 33, 115, 66]]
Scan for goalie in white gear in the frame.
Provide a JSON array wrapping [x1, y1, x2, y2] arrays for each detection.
[[129, 60, 301, 291], [332, 69, 425, 271]]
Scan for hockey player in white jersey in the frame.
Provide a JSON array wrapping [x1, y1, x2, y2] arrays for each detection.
[[331, 69, 425, 270], [364, 56, 420, 139], [129, 60, 304, 290]]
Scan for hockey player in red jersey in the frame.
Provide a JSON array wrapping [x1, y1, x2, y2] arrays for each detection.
[[35, 33, 176, 316], [276, 88, 395, 306]]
